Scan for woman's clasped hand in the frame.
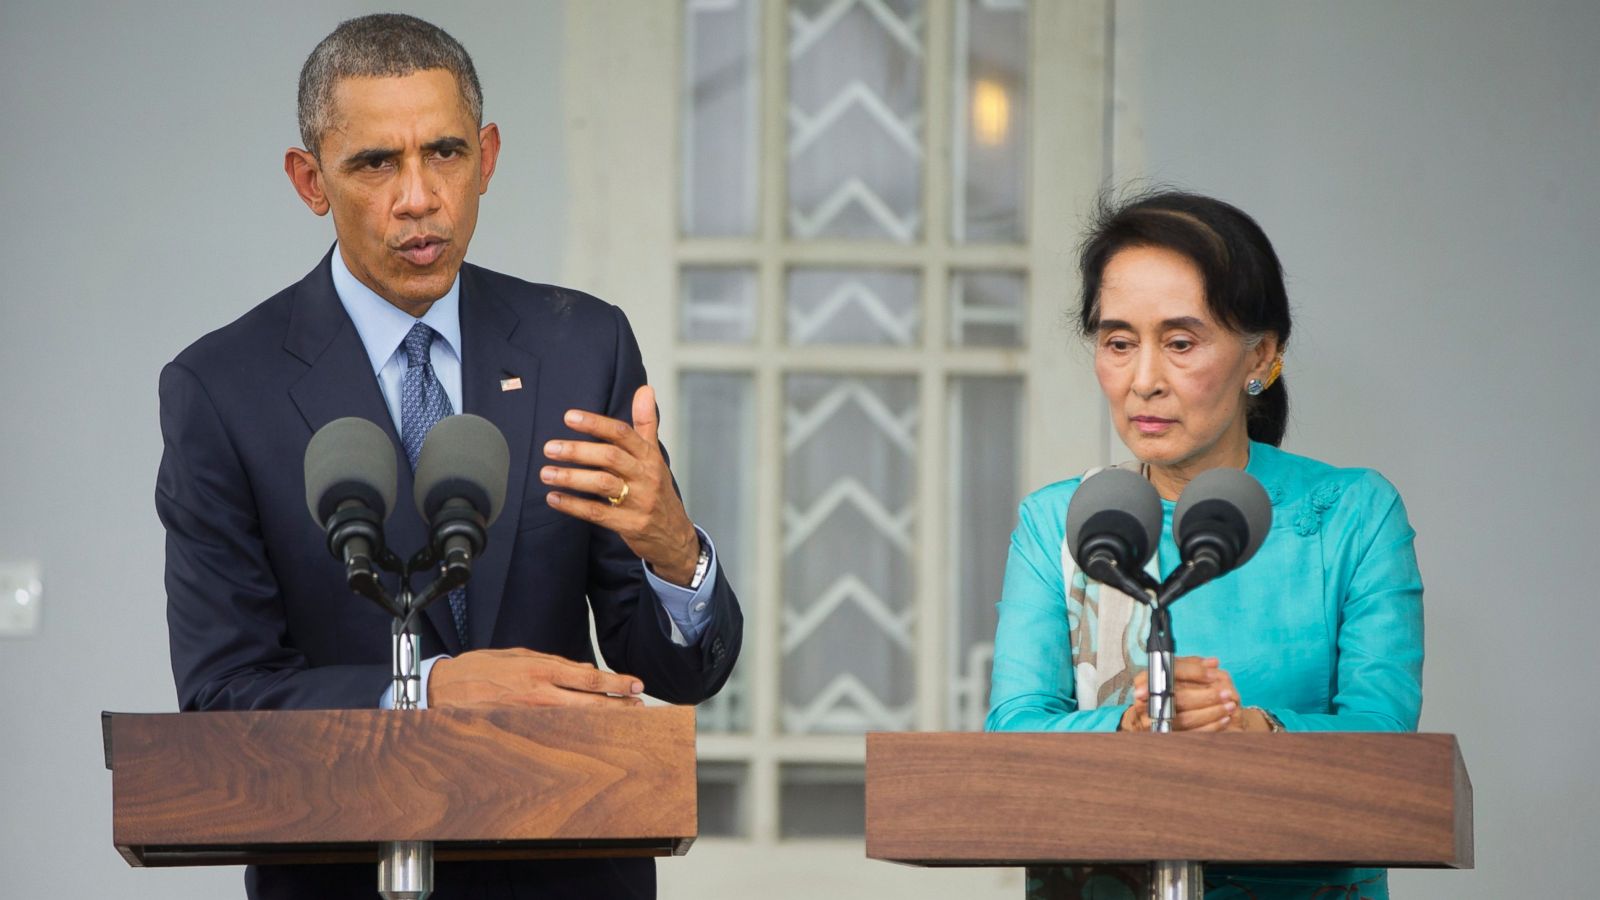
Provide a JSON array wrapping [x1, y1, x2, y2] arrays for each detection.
[[1117, 656, 1272, 733]]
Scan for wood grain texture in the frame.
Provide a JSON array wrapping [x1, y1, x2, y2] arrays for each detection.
[[106, 707, 696, 867], [866, 732, 1472, 869]]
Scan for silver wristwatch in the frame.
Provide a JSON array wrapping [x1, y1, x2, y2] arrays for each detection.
[[686, 531, 713, 591]]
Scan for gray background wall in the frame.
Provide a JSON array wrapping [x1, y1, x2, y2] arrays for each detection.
[[1120, 3, 1600, 897], [1, 1, 1595, 898], [0, 1, 566, 896]]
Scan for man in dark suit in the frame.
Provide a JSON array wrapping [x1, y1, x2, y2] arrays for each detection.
[[156, 14, 741, 899]]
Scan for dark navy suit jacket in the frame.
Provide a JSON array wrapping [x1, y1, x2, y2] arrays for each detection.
[[156, 250, 741, 899]]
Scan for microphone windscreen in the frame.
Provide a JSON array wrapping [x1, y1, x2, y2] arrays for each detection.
[[1065, 468, 1163, 570], [304, 417, 398, 524], [413, 414, 511, 526], [1173, 468, 1273, 567]]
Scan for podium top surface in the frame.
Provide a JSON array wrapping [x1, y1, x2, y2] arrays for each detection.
[[866, 731, 1472, 869], [104, 707, 697, 867]]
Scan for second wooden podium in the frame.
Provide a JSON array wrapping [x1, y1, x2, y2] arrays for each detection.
[[867, 731, 1472, 898]]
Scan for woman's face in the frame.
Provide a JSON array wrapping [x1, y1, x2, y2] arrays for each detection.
[[1093, 245, 1276, 474]]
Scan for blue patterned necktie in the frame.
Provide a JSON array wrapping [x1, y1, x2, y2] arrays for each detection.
[[399, 322, 470, 650]]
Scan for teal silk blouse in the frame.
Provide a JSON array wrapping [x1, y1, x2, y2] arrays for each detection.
[[986, 441, 1424, 900]]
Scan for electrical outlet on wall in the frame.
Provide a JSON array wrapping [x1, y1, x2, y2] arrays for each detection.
[[0, 561, 42, 636]]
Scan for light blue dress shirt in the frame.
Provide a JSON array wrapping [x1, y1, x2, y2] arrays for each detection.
[[329, 248, 720, 708]]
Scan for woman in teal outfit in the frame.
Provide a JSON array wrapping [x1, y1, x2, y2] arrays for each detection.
[[986, 191, 1423, 900]]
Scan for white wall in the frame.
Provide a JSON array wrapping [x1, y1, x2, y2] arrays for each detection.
[[1122, 1, 1600, 897], [0, 2, 564, 895]]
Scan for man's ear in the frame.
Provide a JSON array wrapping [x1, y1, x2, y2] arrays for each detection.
[[476, 123, 501, 195], [284, 148, 330, 216]]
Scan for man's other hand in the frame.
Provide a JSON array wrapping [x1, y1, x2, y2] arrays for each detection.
[[428, 648, 646, 708], [540, 384, 701, 585]]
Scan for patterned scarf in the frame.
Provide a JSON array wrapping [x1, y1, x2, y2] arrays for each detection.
[[1062, 461, 1157, 710]]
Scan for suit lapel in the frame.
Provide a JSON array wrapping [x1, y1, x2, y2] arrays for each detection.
[[284, 249, 455, 654], [459, 266, 541, 650]]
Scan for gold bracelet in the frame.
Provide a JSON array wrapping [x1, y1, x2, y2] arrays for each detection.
[[1251, 707, 1285, 733]]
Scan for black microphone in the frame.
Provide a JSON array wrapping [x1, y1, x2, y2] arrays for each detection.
[[1065, 468, 1163, 597], [1168, 468, 1272, 595], [412, 414, 510, 578], [304, 417, 399, 582]]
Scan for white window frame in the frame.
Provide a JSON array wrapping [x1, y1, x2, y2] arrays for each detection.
[[561, 1, 1111, 893]]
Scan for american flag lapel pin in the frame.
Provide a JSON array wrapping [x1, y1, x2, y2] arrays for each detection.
[[500, 376, 523, 392]]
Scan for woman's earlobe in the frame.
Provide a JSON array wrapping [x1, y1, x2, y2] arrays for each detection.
[[1246, 352, 1283, 396]]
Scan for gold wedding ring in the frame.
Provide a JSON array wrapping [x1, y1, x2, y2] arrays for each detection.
[[608, 480, 630, 507]]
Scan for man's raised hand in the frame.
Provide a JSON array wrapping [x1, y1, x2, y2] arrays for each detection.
[[540, 384, 701, 585]]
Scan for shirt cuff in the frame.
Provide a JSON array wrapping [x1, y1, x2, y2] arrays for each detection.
[[379, 654, 449, 709], [645, 526, 719, 646]]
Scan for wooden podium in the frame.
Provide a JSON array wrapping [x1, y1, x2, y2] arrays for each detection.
[[866, 732, 1471, 895], [103, 707, 696, 869]]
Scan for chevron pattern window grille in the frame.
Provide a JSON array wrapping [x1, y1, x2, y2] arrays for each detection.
[[787, 0, 925, 242], [675, 0, 1037, 840], [786, 268, 921, 346], [782, 374, 918, 734]]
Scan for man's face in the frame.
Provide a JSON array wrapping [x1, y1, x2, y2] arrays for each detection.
[[287, 69, 500, 314]]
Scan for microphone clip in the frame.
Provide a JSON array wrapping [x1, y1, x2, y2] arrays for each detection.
[[426, 501, 487, 567], [1082, 549, 1160, 606]]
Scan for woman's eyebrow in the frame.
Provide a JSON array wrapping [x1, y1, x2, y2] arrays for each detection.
[[1096, 316, 1208, 332]]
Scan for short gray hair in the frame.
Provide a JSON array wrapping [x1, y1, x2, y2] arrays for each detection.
[[297, 14, 483, 158]]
